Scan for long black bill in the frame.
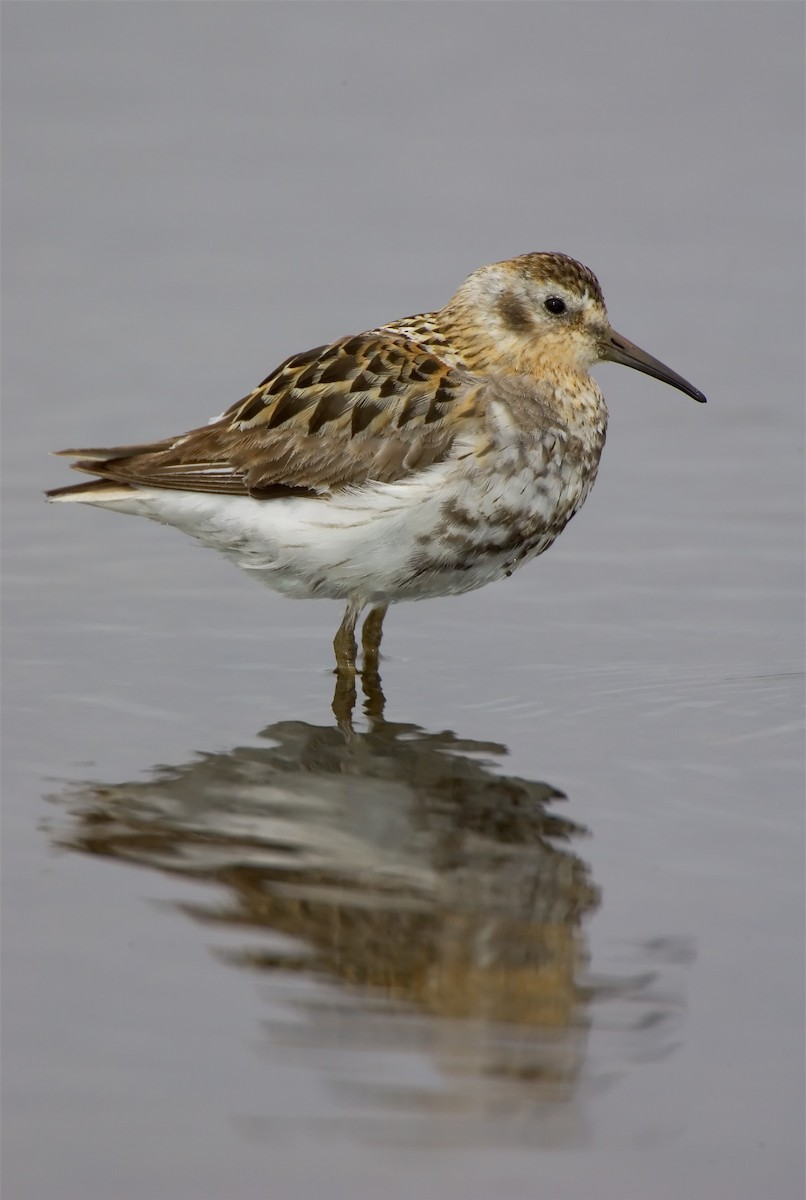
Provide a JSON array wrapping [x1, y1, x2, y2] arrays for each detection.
[[601, 329, 706, 404]]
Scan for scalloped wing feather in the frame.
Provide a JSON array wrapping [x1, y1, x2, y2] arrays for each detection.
[[56, 331, 482, 497]]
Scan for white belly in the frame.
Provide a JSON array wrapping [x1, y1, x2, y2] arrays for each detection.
[[76, 451, 592, 605]]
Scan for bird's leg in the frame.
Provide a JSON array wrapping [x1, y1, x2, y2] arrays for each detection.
[[361, 604, 388, 673], [333, 599, 363, 675], [331, 600, 364, 730], [360, 604, 388, 723]]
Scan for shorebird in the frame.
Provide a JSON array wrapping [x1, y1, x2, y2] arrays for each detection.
[[47, 252, 706, 671]]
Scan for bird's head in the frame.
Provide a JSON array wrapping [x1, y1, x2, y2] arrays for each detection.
[[447, 251, 706, 403]]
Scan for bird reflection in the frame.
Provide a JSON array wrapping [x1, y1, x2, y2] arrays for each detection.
[[52, 665, 606, 1132]]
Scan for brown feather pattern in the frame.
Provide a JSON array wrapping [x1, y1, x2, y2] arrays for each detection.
[[53, 329, 480, 498]]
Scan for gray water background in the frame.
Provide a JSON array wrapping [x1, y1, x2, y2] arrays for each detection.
[[3, 4, 804, 1199]]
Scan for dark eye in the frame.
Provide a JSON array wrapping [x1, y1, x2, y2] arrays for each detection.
[[544, 296, 566, 315]]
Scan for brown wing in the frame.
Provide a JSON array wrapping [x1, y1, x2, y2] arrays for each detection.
[[54, 330, 480, 497]]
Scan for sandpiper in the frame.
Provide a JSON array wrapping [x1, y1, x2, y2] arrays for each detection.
[[47, 252, 706, 671]]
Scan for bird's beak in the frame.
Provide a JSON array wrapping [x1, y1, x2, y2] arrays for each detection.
[[600, 329, 706, 403]]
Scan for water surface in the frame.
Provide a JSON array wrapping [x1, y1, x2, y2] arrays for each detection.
[[3, 5, 803, 1199]]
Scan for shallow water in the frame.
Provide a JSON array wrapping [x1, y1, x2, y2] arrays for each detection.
[[3, 5, 804, 1199]]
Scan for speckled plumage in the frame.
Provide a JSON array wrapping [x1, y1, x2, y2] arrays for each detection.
[[47, 252, 705, 669]]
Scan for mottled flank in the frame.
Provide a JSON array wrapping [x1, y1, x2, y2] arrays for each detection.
[[47, 251, 705, 669]]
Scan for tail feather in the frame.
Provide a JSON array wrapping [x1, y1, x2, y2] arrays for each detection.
[[45, 479, 137, 503], [51, 441, 171, 460], [47, 443, 159, 502]]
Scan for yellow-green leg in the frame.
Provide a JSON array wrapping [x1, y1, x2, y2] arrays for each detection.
[[333, 599, 363, 674], [361, 603, 388, 673], [360, 603, 388, 722]]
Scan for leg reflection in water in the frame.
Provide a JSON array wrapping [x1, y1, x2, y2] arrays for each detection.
[[332, 601, 389, 730]]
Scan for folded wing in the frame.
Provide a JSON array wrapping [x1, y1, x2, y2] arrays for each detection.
[[51, 331, 480, 498]]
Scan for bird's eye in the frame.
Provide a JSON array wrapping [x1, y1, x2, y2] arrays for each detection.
[[544, 296, 566, 315]]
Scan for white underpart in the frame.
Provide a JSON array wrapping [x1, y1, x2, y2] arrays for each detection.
[[51, 365, 606, 607], [51, 439, 582, 606]]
